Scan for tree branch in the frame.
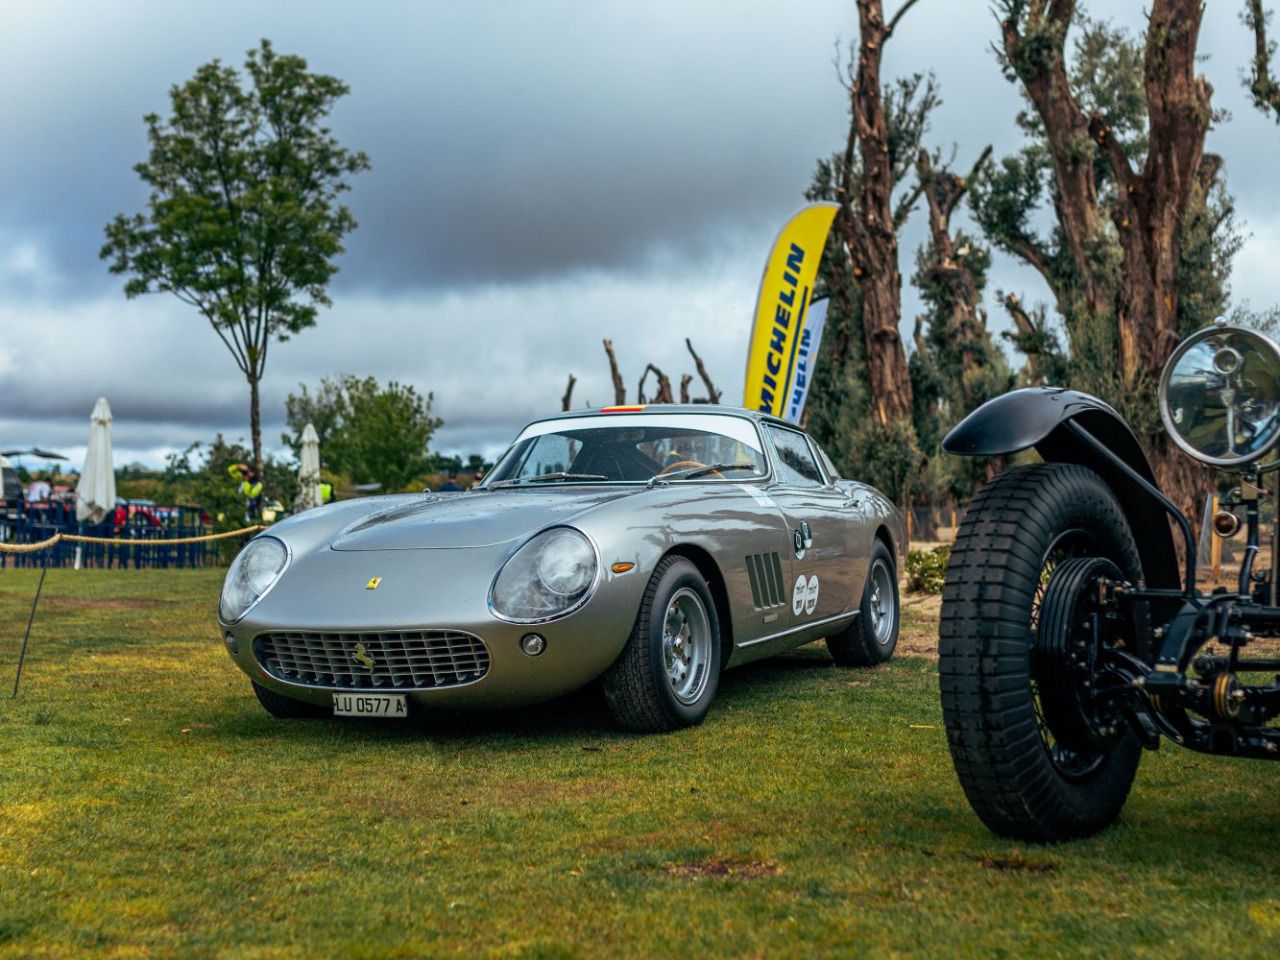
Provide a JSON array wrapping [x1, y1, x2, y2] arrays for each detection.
[[885, 0, 924, 40], [1246, 0, 1280, 118], [561, 374, 576, 412], [685, 338, 721, 403], [602, 339, 626, 404]]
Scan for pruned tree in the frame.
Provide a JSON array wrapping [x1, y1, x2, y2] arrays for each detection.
[[561, 374, 576, 412], [602, 339, 627, 405], [910, 146, 1015, 502], [102, 40, 370, 477], [972, 2, 1234, 513], [832, 0, 928, 427]]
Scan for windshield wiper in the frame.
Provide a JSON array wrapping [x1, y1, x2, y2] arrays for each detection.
[[647, 463, 760, 488], [490, 472, 610, 488]]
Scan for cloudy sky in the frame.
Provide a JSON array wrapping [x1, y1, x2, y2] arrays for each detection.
[[3, 1, 1279, 470]]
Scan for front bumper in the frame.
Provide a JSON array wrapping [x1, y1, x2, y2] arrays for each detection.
[[219, 543, 644, 710]]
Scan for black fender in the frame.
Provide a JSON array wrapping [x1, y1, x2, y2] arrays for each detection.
[[944, 387, 1180, 591]]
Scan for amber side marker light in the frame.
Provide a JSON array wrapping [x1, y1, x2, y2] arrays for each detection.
[[611, 562, 636, 574]]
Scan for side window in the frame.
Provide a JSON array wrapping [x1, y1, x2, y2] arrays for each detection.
[[766, 425, 825, 487], [809, 438, 841, 481]]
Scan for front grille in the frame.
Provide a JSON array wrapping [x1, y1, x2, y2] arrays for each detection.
[[253, 630, 490, 690]]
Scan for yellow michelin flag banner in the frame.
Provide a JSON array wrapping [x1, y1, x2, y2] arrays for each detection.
[[743, 202, 838, 417]]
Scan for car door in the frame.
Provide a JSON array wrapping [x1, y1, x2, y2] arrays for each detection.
[[761, 423, 859, 626]]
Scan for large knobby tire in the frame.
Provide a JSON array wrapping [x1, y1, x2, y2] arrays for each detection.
[[253, 680, 329, 719], [826, 539, 899, 666], [939, 463, 1146, 843], [603, 556, 721, 732]]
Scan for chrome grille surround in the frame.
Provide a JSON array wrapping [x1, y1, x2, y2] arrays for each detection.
[[253, 630, 490, 690]]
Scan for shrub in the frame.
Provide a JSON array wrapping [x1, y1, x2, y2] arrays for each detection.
[[905, 544, 951, 594]]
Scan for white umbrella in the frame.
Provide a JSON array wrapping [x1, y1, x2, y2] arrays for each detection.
[[297, 422, 323, 511], [76, 397, 116, 525]]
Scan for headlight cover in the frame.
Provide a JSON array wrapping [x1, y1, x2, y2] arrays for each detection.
[[219, 536, 289, 623], [490, 527, 598, 622]]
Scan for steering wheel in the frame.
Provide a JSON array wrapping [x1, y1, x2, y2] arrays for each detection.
[[657, 459, 723, 480]]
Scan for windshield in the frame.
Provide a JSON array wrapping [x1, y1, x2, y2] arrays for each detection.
[[482, 413, 769, 487]]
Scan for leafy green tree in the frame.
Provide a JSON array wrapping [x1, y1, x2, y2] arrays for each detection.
[[101, 39, 370, 477], [285, 375, 444, 492]]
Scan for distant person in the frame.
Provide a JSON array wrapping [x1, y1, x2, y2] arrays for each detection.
[[439, 476, 461, 492], [227, 463, 264, 522], [26, 479, 51, 502]]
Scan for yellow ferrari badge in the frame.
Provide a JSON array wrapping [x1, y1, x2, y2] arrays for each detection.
[[365, 577, 382, 590]]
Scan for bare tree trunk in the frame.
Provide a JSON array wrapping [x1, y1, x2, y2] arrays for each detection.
[[835, 0, 918, 426], [602, 339, 626, 404], [685, 338, 721, 403], [248, 372, 263, 479], [1091, 0, 1211, 382], [561, 374, 576, 412], [679, 374, 692, 404]]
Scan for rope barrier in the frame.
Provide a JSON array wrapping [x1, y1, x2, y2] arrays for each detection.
[[5, 523, 265, 698], [0, 524, 265, 554]]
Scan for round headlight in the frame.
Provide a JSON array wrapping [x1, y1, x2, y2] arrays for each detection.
[[219, 536, 289, 623], [490, 527, 598, 622], [1160, 324, 1280, 467]]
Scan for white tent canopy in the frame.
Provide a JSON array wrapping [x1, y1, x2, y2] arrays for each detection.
[[76, 397, 116, 525], [297, 422, 323, 512]]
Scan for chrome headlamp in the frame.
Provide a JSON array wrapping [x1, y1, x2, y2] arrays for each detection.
[[490, 527, 599, 622], [1159, 323, 1280, 468], [219, 536, 289, 623]]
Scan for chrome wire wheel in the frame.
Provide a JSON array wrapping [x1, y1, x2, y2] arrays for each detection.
[[1029, 530, 1107, 781], [663, 586, 712, 705], [868, 558, 896, 647]]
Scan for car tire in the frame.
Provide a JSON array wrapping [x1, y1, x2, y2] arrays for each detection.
[[252, 681, 328, 719], [826, 540, 899, 666], [940, 463, 1147, 843], [603, 556, 721, 732]]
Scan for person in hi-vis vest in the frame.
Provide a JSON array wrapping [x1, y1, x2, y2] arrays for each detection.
[[228, 463, 264, 522]]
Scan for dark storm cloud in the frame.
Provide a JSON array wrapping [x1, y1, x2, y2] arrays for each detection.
[[0, 0, 860, 297], [5, 2, 1280, 468]]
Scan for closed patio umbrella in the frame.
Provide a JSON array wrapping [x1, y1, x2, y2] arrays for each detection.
[[76, 398, 116, 525], [297, 422, 323, 511]]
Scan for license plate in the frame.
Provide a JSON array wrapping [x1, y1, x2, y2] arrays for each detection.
[[332, 693, 407, 718]]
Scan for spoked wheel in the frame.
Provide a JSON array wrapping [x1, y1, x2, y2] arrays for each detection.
[[826, 540, 899, 666], [662, 587, 714, 705], [604, 556, 722, 732], [939, 463, 1148, 842], [1029, 536, 1111, 781]]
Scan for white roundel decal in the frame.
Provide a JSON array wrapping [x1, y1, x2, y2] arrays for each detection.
[[792, 574, 820, 616], [804, 575, 819, 614]]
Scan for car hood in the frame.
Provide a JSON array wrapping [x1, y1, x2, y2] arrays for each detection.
[[329, 488, 639, 551]]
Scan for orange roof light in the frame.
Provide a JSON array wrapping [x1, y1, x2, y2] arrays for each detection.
[[600, 405, 646, 413]]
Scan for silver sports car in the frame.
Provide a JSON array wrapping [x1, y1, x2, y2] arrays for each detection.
[[218, 405, 904, 731]]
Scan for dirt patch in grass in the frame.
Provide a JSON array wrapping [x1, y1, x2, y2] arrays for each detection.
[[41, 596, 174, 611], [977, 854, 1058, 875], [897, 592, 940, 659], [665, 857, 784, 880]]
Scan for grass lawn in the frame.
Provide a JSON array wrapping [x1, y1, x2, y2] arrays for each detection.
[[2, 568, 1279, 959]]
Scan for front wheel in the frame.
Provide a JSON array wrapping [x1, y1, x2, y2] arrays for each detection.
[[603, 556, 721, 732], [939, 463, 1147, 843]]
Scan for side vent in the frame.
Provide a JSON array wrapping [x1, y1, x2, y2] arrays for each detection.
[[745, 552, 785, 610]]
